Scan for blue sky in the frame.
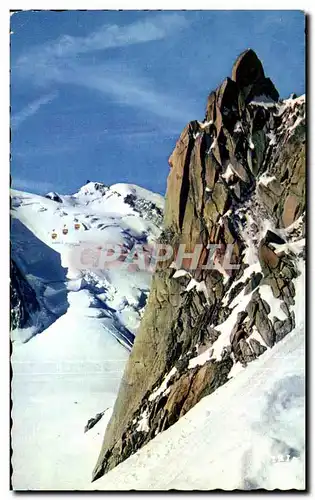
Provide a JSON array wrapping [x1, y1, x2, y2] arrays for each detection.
[[10, 10, 305, 196]]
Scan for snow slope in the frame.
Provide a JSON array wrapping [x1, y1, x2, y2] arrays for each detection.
[[10, 182, 164, 490], [91, 269, 305, 491], [11, 309, 128, 490]]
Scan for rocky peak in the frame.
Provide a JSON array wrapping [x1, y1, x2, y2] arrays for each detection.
[[231, 48, 265, 85], [92, 50, 305, 481], [166, 49, 280, 243]]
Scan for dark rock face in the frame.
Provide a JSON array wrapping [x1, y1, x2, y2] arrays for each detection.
[[93, 50, 305, 480], [45, 192, 63, 203], [10, 178, 39, 330], [84, 410, 107, 434], [232, 49, 265, 87], [231, 49, 279, 104], [124, 193, 163, 226], [10, 258, 39, 330]]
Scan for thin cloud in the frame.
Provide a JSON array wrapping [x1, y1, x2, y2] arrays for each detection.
[[13, 142, 77, 158], [15, 61, 195, 125], [69, 64, 196, 124], [11, 92, 58, 130], [12, 177, 55, 193], [17, 14, 188, 65], [12, 14, 195, 124]]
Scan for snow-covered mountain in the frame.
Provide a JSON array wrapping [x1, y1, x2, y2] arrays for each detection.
[[11, 181, 164, 344], [10, 181, 164, 490]]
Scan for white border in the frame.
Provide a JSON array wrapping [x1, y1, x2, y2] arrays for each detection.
[[1, 2, 313, 499]]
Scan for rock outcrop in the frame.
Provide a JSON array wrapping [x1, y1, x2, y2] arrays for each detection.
[[10, 257, 39, 330], [10, 175, 39, 331], [93, 50, 305, 481]]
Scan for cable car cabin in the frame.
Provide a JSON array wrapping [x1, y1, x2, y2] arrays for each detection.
[[62, 228, 68, 235], [74, 223, 81, 230], [51, 232, 57, 240]]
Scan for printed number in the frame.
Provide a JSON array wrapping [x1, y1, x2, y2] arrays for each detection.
[[271, 454, 290, 463]]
